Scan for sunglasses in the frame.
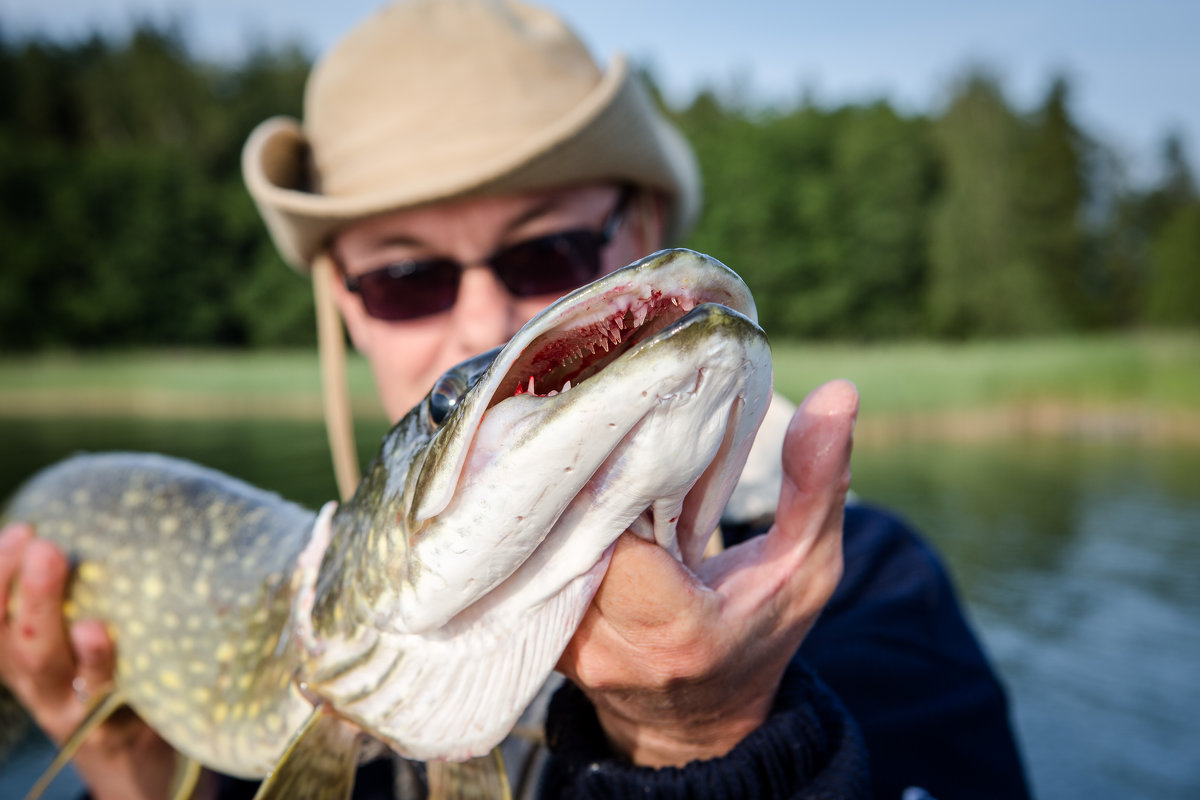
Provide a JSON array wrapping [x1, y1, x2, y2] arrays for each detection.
[[342, 189, 632, 321]]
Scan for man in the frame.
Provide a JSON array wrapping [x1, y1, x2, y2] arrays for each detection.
[[0, 1, 1028, 797]]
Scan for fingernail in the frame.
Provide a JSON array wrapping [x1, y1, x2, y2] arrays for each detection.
[[804, 379, 859, 417]]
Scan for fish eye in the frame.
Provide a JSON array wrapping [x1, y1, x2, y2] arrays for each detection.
[[427, 347, 502, 426], [428, 375, 464, 426]]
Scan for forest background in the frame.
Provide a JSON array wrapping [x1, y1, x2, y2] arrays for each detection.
[[0, 24, 1197, 352]]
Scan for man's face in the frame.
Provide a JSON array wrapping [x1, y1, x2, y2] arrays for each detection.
[[330, 184, 661, 420]]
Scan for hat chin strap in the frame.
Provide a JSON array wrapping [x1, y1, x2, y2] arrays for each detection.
[[313, 251, 362, 502]]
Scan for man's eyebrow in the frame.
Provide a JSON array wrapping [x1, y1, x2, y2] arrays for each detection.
[[367, 232, 427, 250], [348, 197, 569, 254], [505, 198, 559, 232]]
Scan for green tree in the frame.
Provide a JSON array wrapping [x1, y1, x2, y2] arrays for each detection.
[[675, 93, 935, 340], [0, 24, 314, 351], [1141, 136, 1200, 327], [825, 103, 935, 337], [927, 72, 1066, 337], [1017, 76, 1089, 326], [1144, 202, 1200, 326]]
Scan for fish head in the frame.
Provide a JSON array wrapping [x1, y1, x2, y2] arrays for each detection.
[[383, 248, 773, 633], [308, 249, 774, 760]]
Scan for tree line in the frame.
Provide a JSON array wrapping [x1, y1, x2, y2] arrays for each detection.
[[0, 25, 1196, 351]]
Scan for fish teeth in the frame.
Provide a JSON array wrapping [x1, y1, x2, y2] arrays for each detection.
[[679, 296, 695, 312], [562, 380, 571, 392], [632, 305, 649, 327]]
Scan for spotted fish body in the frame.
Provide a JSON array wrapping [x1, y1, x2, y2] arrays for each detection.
[[5, 455, 317, 776], [1, 249, 774, 793]]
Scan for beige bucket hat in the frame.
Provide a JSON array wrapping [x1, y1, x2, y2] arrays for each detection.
[[243, 0, 701, 271]]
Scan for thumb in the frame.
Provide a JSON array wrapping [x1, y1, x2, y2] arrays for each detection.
[[704, 379, 858, 615], [775, 379, 859, 538]]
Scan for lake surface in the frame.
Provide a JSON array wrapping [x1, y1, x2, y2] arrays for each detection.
[[2, 417, 1197, 799], [851, 438, 1200, 800]]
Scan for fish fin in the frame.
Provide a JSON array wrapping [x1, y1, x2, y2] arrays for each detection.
[[24, 687, 125, 800], [427, 748, 512, 800], [169, 754, 202, 800], [252, 703, 360, 800]]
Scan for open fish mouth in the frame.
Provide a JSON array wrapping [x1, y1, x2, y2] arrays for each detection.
[[397, 249, 772, 634], [489, 265, 754, 405]]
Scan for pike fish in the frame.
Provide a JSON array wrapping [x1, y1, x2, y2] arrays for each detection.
[[1, 248, 773, 799]]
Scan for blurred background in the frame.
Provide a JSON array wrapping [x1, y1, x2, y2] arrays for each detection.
[[0, 2, 1197, 799]]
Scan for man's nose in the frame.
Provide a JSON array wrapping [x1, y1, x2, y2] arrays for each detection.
[[451, 266, 523, 354]]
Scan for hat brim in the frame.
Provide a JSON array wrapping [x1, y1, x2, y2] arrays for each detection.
[[243, 56, 699, 271]]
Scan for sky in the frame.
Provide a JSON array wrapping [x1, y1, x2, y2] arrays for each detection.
[[3, 0, 1197, 184]]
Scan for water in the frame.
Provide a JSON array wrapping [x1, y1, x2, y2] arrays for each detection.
[[2, 418, 1197, 799], [851, 439, 1200, 800], [0, 416, 390, 508]]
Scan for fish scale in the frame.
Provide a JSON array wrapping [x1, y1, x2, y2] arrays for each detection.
[[6, 452, 316, 778], [0, 248, 774, 800]]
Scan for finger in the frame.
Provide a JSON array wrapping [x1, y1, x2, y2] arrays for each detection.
[[14, 539, 77, 694], [764, 379, 858, 603], [69, 620, 116, 699], [775, 378, 859, 527], [561, 533, 719, 684], [702, 380, 857, 616], [0, 522, 36, 623], [762, 379, 858, 567], [590, 533, 706, 625]]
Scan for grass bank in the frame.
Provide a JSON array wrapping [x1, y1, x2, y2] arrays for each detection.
[[0, 333, 1196, 440], [770, 332, 1200, 441], [0, 350, 382, 419]]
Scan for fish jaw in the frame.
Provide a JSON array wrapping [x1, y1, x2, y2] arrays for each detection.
[[391, 250, 771, 634]]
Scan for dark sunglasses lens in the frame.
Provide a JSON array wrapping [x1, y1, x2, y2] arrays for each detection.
[[356, 260, 460, 321], [492, 231, 605, 297]]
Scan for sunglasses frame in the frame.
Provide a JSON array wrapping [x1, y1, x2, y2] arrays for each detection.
[[340, 187, 634, 321]]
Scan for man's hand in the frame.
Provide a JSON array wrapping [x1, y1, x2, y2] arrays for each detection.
[[0, 522, 193, 800], [557, 379, 858, 767]]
